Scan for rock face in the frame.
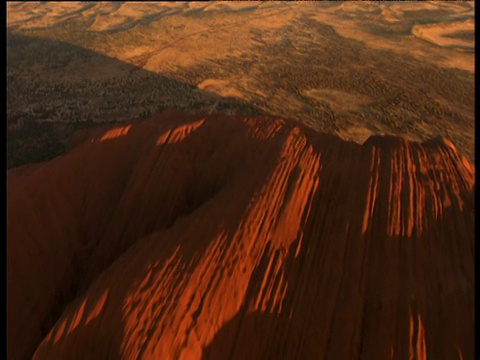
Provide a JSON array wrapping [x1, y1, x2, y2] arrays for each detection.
[[7, 109, 474, 360]]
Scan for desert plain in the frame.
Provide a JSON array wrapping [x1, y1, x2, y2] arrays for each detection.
[[7, 0, 475, 168]]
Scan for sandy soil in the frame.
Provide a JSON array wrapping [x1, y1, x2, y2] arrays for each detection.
[[412, 19, 474, 49], [304, 88, 374, 114], [8, 2, 473, 72], [309, 1, 474, 72], [198, 79, 245, 99], [6, 1, 475, 167]]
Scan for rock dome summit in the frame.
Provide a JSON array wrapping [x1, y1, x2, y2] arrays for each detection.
[[8, 110, 474, 360]]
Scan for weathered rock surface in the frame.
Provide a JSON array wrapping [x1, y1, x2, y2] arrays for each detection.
[[7, 109, 474, 360]]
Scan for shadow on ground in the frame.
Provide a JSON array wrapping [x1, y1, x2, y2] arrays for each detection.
[[6, 31, 267, 169]]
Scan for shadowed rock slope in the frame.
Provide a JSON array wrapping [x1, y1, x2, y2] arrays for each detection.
[[7, 109, 474, 360]]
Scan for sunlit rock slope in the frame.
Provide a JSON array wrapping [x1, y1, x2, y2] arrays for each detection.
[[8, 109, 474, 360]]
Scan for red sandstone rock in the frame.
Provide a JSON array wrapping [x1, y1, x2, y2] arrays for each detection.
[[7, 109, 474, 360]]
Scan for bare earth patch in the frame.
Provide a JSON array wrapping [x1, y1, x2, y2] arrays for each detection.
[[197, 79, 244, 99], [412, 19, 474, 50], [6, 1, 475, 166], [304, 88, 373, 115]]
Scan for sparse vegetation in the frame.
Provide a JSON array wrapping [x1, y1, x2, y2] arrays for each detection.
[[7, 1, 474, 168]]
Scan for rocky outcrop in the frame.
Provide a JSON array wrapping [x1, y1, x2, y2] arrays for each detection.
[[7, 109, 474, 359]]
